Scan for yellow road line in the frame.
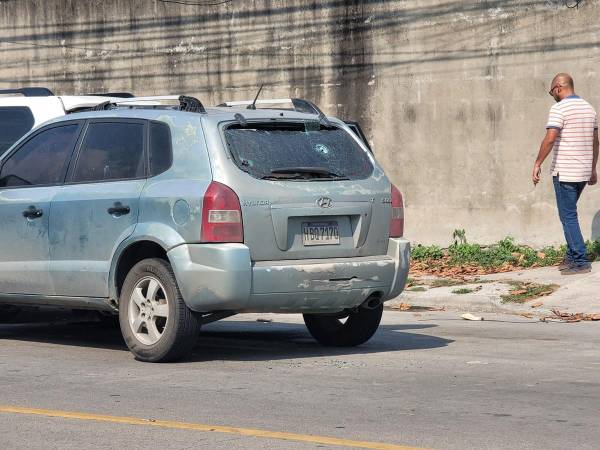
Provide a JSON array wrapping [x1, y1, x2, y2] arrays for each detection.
[[0, 404, 428, 450]]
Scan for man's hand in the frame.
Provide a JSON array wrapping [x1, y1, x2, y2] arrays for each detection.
[[532, 164, 542, 185], [533, 129, 558, 186], [590, 169, 598, 186]]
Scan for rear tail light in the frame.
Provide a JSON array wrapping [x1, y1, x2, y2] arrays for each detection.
[[390, 184, 404, 238], [201, 181, 244, 243]]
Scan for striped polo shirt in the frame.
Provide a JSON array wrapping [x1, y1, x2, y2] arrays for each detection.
[[546, 95, 598, 182]]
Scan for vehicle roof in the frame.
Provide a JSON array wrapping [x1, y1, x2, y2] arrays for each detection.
[[44, 106, 345, 127]]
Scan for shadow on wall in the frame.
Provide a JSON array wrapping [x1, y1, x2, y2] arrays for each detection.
[[592, 210, 600, 241]]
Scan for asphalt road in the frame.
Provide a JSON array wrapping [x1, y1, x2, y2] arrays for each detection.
[[0, 308, 599, 449]]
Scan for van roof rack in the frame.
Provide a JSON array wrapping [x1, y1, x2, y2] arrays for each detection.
[[217, 98, 331, 126], [88, 95, 207, 114], [0, 87, 54, 97], [86, 92, 135, 98]]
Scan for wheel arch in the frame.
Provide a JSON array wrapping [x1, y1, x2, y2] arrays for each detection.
[[109, 238, 172, 305]]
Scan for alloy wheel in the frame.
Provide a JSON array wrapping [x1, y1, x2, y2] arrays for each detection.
[[128, 276, 170, 345]]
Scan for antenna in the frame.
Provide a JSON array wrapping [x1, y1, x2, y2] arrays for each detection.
[[247, 84, 264, 110]]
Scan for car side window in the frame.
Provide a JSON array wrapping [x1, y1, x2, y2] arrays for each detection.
[[72, 122, 145, 183], [149, 121, 173, 177], [0, 124, 80, 188]]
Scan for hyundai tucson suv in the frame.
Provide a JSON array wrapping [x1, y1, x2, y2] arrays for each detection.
[[0, 95, 410, 362]]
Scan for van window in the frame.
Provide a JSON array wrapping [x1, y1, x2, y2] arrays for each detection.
[[0, 107, 35, 154], [73, 122, 145, 183], [224, 122, 373, 181], [0, 124, 79, 187]]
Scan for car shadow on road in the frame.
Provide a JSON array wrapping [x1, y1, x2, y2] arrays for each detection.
[[187, 321, 450, 362], [0, 309, 452, 362]]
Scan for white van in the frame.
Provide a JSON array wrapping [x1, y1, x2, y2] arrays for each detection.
[[0, 88, 133, 154]]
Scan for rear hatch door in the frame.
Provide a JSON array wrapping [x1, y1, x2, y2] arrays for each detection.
[[220, 119, 391, 261]]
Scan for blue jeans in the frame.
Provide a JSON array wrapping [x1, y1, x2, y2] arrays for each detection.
[[553, 176, 590, 267]]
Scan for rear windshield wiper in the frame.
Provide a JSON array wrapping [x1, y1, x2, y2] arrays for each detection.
[[262, 167, 349, 180]]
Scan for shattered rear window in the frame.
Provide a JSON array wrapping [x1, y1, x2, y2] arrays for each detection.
[[223, 121, 373, 180]]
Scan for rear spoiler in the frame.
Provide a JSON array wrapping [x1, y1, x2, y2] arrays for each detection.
[[218, 97, 332, 127]]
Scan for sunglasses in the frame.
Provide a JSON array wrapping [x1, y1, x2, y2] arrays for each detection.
[[549, 84, 563, 96]]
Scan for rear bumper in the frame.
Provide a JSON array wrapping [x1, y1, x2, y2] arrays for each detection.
[[168, 238, 410, 313]]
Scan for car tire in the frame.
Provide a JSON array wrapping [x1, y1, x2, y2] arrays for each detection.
[[303, 303, 383, 347], [119, 258, 200, 362], [0, 306, 21, 323]]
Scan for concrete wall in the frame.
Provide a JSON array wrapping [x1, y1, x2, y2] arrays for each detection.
[[1, 0, 599, 246]]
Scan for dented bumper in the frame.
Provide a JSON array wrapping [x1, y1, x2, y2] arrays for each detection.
[[168, 238, 410, 314]]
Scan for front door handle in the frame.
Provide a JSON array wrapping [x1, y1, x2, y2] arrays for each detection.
[[107, 202, 131, 217], [23, 205, 43, 219]]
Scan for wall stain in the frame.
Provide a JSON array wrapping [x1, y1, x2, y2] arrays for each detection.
[[3, 0, 600, 246]]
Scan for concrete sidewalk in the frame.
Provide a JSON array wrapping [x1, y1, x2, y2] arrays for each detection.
[[388, 262, 600, 318]]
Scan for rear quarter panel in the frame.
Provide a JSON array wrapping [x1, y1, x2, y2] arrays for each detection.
[[136, 112, 213, 247]]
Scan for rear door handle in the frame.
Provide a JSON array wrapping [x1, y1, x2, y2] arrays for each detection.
[[107, 202, 131, 217], [23, 206, 43, 219]]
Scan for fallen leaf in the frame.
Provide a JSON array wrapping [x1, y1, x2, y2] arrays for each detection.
[[538, 290, 555, 297], [391, 303, 412, 311], [530, 301, 544, 308], [550, 309, 600, 322], [509, 289, 528, 295], [518, 312, 534, 319], [461, 313, 484, 321]]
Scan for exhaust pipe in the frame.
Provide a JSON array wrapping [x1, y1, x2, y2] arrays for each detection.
[[361, 293, 383, 310]]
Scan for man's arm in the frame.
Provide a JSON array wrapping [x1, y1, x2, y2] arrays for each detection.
[[532, 128, 559, 185], [590, 128, 598, 185]]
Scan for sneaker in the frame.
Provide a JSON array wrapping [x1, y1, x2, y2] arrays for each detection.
[[558, 258, 573, 271], [561, 265, 592, 276]]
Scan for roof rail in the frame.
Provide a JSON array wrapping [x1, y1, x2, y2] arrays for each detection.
[[217, 97, 330, 124], [92, 101, 114, 111], [86, 92, 135, 98], [179, 95, 206, 113], [80, 95, 207, 114], [0, 87, 54, 97]]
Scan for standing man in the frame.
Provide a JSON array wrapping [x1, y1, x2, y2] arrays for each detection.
[[532, 73, 598, 275]]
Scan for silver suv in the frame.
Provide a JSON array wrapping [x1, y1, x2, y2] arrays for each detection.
[[0, 95, 410, 362]]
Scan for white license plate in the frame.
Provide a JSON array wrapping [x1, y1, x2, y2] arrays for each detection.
[[302, 221, 340, 246]]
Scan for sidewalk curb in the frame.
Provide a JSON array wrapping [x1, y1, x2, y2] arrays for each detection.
[[386, 262, 600, 318], [385, 295, 537, 315]]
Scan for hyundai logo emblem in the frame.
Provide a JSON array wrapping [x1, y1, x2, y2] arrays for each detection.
[[317, 197, 333, 208]]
